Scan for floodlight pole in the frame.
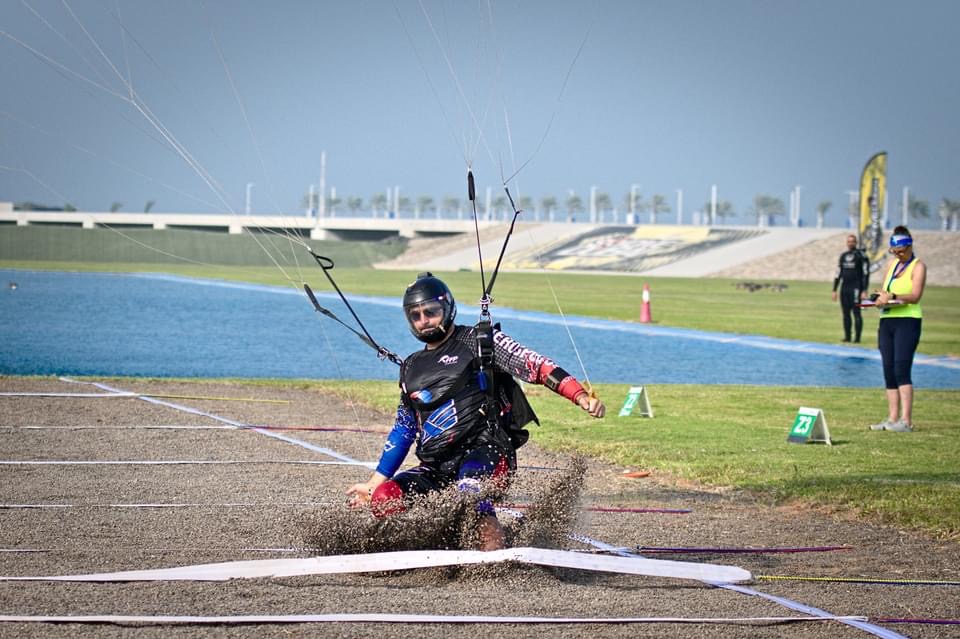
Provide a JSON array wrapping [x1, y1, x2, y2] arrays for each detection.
[[902, 186, 909, 226], [245, 182, 254, 215], [318, 151, 327, 218], [710, 184, 717, 225]]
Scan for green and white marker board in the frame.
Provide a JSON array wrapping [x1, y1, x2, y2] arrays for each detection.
[[619, 386, 653, 418], [787, 407, 831, 445]]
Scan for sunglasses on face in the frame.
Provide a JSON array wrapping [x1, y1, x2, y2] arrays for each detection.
[[406, 304, 444, 322]]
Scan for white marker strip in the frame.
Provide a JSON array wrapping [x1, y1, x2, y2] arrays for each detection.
[[714, 582, 907, 639], [0, 546, 751, 584], [0, 392, 137, 398], [0, 547, 305, 554], [10, 425, 234, 430], [0, 614, 867, 626], [0, 460, 372, 466], [570, 533, 903, 639], [0, 502, 330, 509], [61, 378, 370, 467]]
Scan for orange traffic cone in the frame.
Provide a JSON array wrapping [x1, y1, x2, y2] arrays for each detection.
[[640, 283, 652, 323]]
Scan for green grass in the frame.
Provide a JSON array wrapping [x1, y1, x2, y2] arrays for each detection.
[[297, 378, 960, 540], [4, 260, 959, 356]]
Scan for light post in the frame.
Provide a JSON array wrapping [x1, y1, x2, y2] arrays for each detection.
[[245, 182, 254, 215]]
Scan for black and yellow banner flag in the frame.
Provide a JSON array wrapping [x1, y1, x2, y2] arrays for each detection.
[[858, 151, 887, 268]]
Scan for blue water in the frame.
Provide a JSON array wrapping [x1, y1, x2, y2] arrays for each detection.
[[1, 270, 958, 388]]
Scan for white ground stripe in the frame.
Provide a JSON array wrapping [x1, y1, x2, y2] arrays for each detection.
[[0, 614, 868, 625], [0, 460, 374, 466], [0, 547, 752, 584], [60, 378, 371, 466], [0, 392, 137, 398], [6, 425, 235, 430], [0, 503, 331, 508], [715, 583, 906, 639]]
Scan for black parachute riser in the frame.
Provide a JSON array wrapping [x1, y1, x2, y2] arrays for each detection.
[[467, 169, 488, 304], [467, 171, 523, 320], [483, 185, 522, 302], [304, 251, 402, 367]]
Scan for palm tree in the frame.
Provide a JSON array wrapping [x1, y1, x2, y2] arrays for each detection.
[[815, 200, 831, 229], [565, 193, 584, 223], [516, 195, 534, 219], [441, 196, 460, 219], [416, 195, 435, 219], [939, 197, 960, 230], [908, 195, 930, 220], [110, 202, 122, 212], [594, 192, 612, 223], [540, 195, 558, 222], [347, 197, 363, 216], [749, 194, 786, 227], [704, 200, 734, 223], [648, 194, 671, 223], [369, 193, 387, 218], [143, 200, 155, 213], [326, 194, 342, 217], [396, 196, 412, 218], [623, 190, 644, 223], [492, 195, 509, 220]]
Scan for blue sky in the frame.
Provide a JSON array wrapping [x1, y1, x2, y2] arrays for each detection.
[[1, 0, 957, 227]]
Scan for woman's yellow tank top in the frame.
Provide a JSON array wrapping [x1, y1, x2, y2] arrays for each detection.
[[882, 258, 922, 319]]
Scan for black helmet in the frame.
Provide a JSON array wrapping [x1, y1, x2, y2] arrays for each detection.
[[402, 272, 457, 343]]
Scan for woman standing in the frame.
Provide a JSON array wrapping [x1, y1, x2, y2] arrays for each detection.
[[870, 226, 927, 432]]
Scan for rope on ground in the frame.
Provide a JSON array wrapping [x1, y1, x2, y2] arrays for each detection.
[[758, 575, 960, 586], [0, 613, 870, 626]]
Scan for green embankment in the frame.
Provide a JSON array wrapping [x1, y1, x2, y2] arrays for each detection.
[[0, 226, 406, 267], [4, 227, 959, 537]]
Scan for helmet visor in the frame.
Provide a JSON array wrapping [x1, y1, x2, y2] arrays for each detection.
[[404, 299, 446, 324]]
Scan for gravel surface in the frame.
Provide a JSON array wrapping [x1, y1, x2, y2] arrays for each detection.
[[1, 377, 957, 638]]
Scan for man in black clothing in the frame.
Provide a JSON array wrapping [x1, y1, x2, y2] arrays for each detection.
[[832, 234, 870, 342]]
